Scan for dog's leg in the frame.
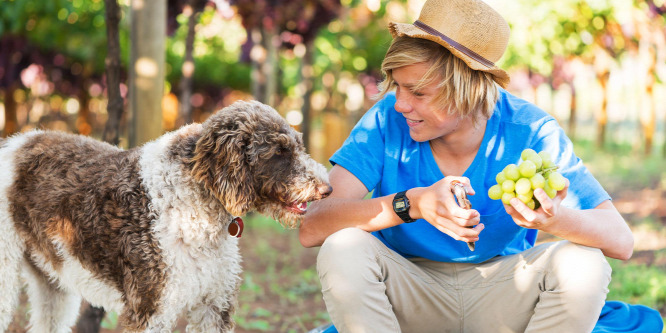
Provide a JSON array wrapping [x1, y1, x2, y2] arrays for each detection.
[[22, 264, 82, 333], [185, 300, 236, 333], [0, 246, 22, 331], [0, 213, 25, 331]]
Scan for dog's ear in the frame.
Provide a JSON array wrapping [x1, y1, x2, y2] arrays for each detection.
[[189, 104, 255, 216]]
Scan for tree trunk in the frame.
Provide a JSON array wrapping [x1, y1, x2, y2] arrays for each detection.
[[102, 0, 125, 146], [250, 27, 266, 103], [262, 26, 279, 107], [129, 0, 166, 148], [663, 116, 666, 157], [642, 47, 656, 156], [77, 0, 123, 330], [77, 85, 92, 135], [644, 76, 655, 156], [596, 71, 609, 149], [2, 84, 19, 137], [567, 84, 577, 141], [249, 24, 279, 106], [178, 0, 205, 126], [300, 39, 315, 153]]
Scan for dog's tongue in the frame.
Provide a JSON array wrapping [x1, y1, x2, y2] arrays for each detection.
[[298, 202, 307, 212], [291, 201, 307, 212]]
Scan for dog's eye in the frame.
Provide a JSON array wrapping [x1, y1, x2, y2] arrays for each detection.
[[276, 147, 290, 155]]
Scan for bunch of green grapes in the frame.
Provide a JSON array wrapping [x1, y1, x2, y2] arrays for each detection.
[[487, 149, 567, 209]]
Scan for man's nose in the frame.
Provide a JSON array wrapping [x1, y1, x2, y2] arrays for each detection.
[[394, 95, 411, 113]]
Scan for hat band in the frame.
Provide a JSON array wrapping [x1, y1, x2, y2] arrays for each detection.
[[413, 20, 495, 68]]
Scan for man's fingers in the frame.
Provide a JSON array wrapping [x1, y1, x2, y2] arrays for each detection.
[[534, 188, 554, 217], [510, 198, 536, 222], [433, 217, 484, 241]]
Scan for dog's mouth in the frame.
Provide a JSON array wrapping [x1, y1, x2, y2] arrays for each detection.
[[285, 201, 308, 215]]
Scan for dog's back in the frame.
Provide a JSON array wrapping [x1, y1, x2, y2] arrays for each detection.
[[0, 130, 167, 332]]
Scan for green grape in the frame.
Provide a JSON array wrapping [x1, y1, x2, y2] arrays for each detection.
[[501, 192, 515, 205], [548, 172, 566, 191], [501, 179, 515, 193], [516, 192, 532, 204], [539, 151, 555, 169], [520, 148, 537, 160], [488, 184, 503, 200], [543, 183, 557, 198], [504, 164, 520, 181], [495, 171, 507, 185], [530, 173, 546, 189], [526, 199, 536, 210], [534, 199, 541, 210], [521, 148, 542, 169], [515, 178, 532, 195], [492, 149, 561, 205], [518, 160, 537, 178]]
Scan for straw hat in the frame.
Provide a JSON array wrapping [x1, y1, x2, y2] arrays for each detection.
[[389, 0, 511, 87]]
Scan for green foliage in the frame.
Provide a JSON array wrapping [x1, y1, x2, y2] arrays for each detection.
[[166, 6, 251, 91], [607, 255, 666, 314], [495, 0, 624, 76], [1, 0, 114, 73], [572, 139, 665, 193]]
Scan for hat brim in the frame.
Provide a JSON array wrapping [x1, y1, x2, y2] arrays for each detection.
[[389, 22, 510, 88]]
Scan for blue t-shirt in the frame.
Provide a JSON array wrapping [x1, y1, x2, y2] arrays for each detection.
[[330, 89, 610, 264]]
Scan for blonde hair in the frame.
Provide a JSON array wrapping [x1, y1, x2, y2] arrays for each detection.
[[377, 36, 499, 125]]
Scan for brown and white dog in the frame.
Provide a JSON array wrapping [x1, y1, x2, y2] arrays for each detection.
[[0, 100, 332, 332]]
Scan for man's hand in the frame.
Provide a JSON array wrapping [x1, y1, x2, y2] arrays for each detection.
[[504, 179, 570, 232], [409, 176, 483, 243]]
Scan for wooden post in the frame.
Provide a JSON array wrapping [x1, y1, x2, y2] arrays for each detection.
[[129, 0, 166, 148]]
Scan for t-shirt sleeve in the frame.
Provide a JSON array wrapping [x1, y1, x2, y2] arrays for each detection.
[[329, 97, 391, 192], [531, 119, 611, 210]]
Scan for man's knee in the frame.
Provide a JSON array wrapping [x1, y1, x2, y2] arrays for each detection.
[[318, 227, 375, 260], [317, 228, 380, 277], [549, 241, 612, 293]]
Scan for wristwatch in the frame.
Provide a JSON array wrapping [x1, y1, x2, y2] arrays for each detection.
[[392, 190, 416, 223]]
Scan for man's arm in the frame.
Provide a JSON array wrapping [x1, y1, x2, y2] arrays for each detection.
[[299, 165, 404, 247], [299, 165, 483, 248], [506, 183, 634, 260]]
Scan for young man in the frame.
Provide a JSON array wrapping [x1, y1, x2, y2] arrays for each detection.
[[300, 0, 634, 331]]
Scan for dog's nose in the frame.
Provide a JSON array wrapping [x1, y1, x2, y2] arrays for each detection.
[[318, 184, 333, 198]]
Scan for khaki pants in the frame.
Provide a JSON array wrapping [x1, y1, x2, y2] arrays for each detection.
[[317, 228, 611, 333]]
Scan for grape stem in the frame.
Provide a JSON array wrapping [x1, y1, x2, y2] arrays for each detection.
[[539, 166, 559, 174]]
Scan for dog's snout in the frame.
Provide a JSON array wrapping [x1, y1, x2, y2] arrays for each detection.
[[318, 184, 333, 199]]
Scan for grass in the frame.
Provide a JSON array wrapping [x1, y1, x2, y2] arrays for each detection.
[[607, 256, 666, 333], [608, 253, 666, 312], [232, 214, 330, 333], [572, 139, 665, 193]]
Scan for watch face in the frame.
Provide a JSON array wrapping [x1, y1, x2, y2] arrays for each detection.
[[394, 199, 407, 212]]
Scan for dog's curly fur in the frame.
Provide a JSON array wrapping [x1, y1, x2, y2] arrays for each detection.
[[0, 100, 331, 332]]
